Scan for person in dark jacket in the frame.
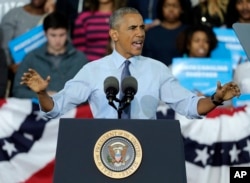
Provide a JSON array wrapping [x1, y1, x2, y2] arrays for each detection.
[[142, 0, 191, 66], [12, 11, 88, 99]]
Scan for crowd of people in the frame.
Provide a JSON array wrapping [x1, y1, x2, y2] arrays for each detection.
[[0, 0, 249, 107]]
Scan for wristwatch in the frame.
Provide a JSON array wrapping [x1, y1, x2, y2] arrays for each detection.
[[211, 93, 223, 106]]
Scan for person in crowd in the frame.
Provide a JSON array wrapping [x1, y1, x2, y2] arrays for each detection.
[[191, 0, 229, 27], [225, 0, 250, 28], [20, 7, 240, 119], [176, 24, 218, 57], [72, 0, 126, 62], [38, 0, 56, 24], [172, 24, 219, 97], [157, 24, 218, 117], [0, 0, 53, 97], [0, 47, 8, 98], [12, 11, 88, 99], [55, 0, 89, 38], [142, 0, 191, 66], [126, 0, 161, 30], [44, 0, 55, 13]]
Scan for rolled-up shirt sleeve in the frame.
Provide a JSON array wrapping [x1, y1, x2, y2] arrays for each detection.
[[41, 97, 61, 118], [160, 67, 205, 119], [39, 68, 92, 118]]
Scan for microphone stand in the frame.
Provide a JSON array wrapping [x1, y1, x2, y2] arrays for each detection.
[[118, 107, 122, 119], [117, 99, 123, 119], [117, 99, 130, 119], [107, 96, 131, 119]]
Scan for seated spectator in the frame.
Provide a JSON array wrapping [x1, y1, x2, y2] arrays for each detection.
[[0, 48, 8, 98], [225, 0, 250, 28], [142, 0, 191, 66], [12, 11, 88, 99], [191, 0, 229, 27], [72, 0, 126, 61], [0, 0, 52, 96], [176, 24, 218, 57]]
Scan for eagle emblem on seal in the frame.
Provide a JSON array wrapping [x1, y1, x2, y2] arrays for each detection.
[[108, 142, 130, 167]]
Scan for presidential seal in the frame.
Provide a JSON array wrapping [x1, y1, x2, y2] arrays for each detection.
[[93, 129, 142, 179]]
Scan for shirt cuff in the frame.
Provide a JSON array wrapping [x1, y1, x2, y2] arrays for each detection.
[[39, 97, 60, 118]]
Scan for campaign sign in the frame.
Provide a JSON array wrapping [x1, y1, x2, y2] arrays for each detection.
[[211, 28, 248, 69], [172, 58, 233, 96], [8, 25, 47, 63], [232, 94, 250, 107]]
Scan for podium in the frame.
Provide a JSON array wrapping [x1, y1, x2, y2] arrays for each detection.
[[53, 119, 187, 183]]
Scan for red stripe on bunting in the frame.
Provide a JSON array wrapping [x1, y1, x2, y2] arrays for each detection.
[[0, 99, 6, 107], [25, 160, 55, 183], [206, 105, 247, 118]]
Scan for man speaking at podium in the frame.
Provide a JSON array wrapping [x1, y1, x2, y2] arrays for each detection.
[[20, 7, 241, 119]]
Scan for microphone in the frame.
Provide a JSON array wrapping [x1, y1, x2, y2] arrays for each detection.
[[104, 76, 119, 104], [121, 76, 138, 104]]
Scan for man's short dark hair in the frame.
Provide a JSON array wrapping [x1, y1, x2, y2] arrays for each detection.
[[43, 11, 69, 32]]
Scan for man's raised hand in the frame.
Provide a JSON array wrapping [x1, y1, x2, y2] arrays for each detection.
[[20, 68, 50, 94]]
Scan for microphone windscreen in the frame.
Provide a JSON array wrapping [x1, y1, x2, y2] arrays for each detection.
[[121, 76, 138, 93], [104, 76, 119, 94]]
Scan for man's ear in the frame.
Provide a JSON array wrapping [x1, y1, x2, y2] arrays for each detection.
[[109, 29, 118, 42]]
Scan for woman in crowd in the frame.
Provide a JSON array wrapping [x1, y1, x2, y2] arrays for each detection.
[[176, 24, 218, 57], [142, 0, 191, 66], [191, 0, 229, 27], [225, 0, 250, 28], [72, 0, 126, 61]]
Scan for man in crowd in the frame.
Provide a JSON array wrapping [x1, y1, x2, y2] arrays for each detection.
[[13, 11, 88, 98]]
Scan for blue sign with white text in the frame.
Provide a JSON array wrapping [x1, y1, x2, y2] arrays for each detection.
[[172, 58, 233, 96], [211, 28, 248, 69], [8, 25, 47, 63]]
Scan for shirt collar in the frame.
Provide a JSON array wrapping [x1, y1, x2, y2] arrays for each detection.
[[111, 49, 140, 69]]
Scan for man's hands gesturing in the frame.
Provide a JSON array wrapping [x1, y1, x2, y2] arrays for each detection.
[[20, 68, 50, 94], [214, 81, 241, 103]]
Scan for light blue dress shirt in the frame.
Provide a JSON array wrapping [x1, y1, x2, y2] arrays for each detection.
[[46, 50, 203, 119]]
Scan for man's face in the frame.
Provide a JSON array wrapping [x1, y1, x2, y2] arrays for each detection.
[[46, 28, 67, 53], [110, 13, 145, 59], [30, 0, 46, 8]]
